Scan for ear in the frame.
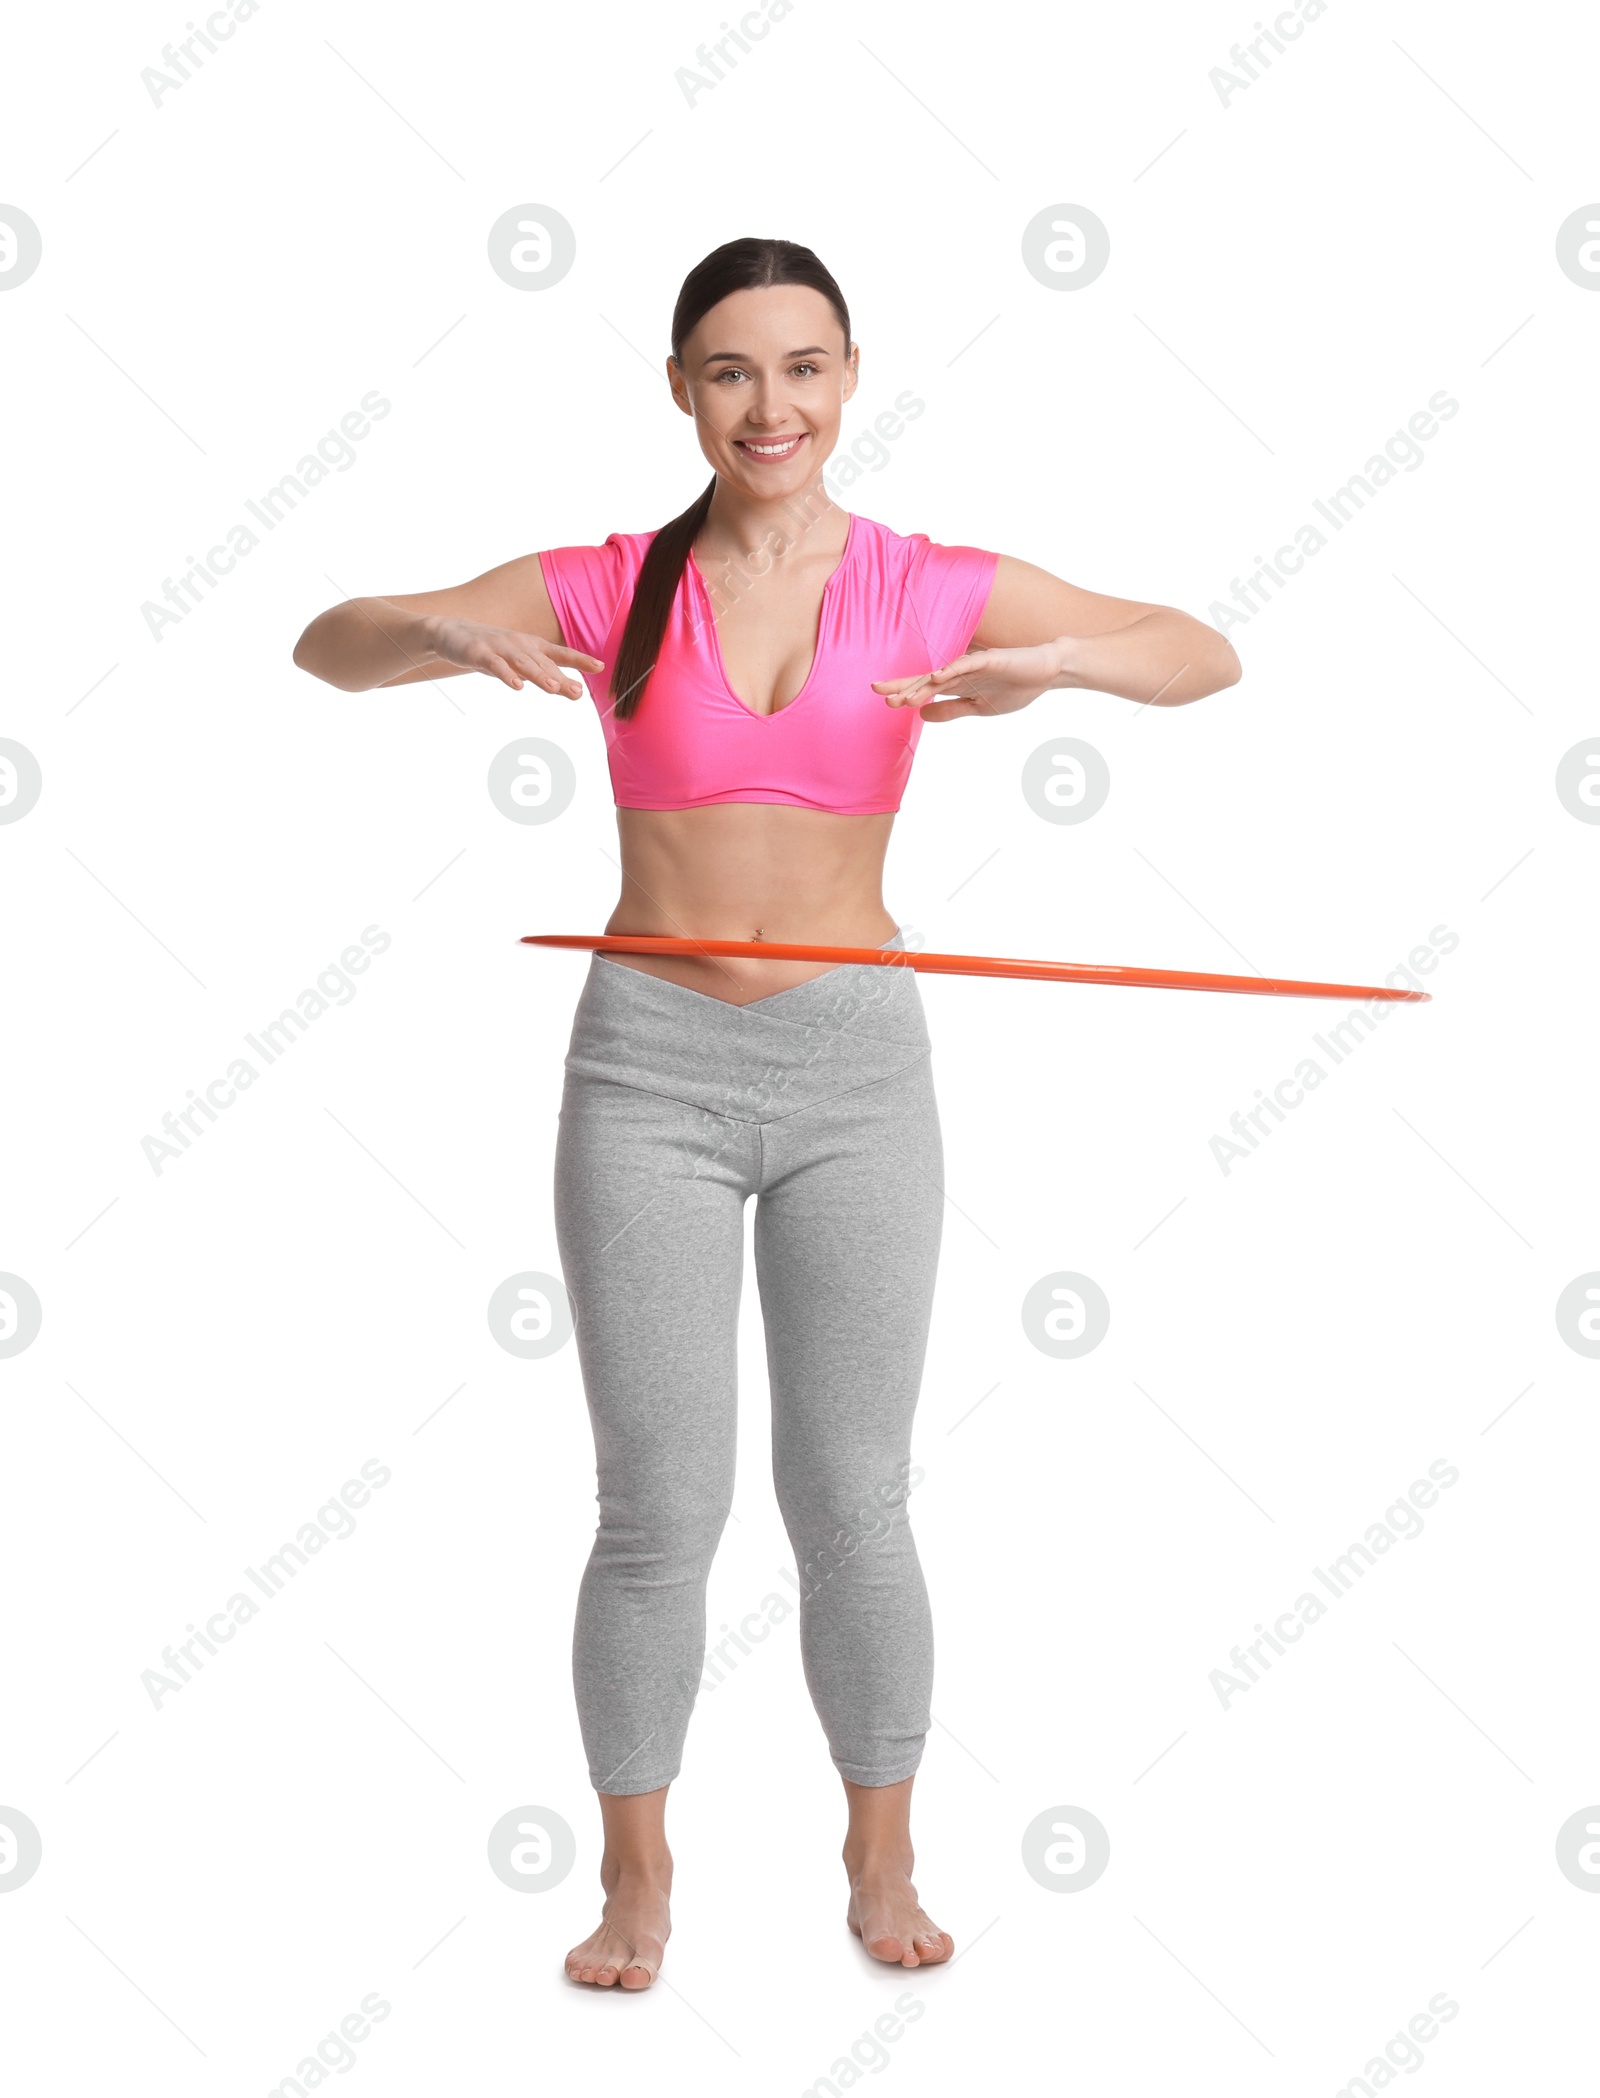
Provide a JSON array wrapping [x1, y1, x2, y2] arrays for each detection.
[[842, 343, 860, 404], [666, 356, 694, 417]]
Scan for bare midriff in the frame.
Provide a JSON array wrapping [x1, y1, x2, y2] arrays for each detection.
[[605, 804, 900, 1005]]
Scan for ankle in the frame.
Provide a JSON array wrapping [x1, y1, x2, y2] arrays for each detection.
[[843, 1844, 915, 1882], [600, 1851, 673, 1893]]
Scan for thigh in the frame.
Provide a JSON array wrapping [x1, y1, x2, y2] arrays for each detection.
[[752, 1057, 944, 1481], [554, 1072, 755, 1482]]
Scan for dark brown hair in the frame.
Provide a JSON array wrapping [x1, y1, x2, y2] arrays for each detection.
[[608, 237, 852, 720]]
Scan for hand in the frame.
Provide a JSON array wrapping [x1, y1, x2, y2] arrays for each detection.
[[423, 616, 604, 697], [872, 643, 1063, 722]]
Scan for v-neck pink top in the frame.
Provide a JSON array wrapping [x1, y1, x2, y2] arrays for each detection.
[[536, 512, 997, 813]]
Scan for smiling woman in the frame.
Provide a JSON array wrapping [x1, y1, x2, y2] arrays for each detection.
[[289, 232, 1240, 1999]]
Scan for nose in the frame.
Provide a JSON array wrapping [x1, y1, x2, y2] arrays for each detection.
[[743, 378, 792, 427]]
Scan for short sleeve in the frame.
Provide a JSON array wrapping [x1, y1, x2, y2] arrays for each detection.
[[536, 536, 635, 659], [904, 538, 999, 668]]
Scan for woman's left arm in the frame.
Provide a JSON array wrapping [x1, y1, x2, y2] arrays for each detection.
[[874, 552, 1241, 722]]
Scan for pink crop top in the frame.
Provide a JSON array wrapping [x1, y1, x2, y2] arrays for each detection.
[[536, 512, 998, 814]]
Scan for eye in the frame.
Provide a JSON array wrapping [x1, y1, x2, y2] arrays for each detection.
[[790, 362, 819, 377], [713, 367, 748, 383]]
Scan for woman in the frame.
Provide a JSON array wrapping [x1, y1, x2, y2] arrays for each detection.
[[293, 236, 1240, 1993]]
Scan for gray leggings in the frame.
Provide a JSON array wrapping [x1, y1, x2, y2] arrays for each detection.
[[553, 934, 942, 1795]]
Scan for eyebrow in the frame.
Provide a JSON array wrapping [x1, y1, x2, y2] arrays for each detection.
[[699, 345, 833, 366]]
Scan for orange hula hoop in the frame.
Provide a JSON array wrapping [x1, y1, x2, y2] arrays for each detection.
[[520, 935, 1430, 1003]]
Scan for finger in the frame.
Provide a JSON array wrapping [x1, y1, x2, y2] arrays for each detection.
[[512, 657, 578, 696], [918, 659, 985, 687], [872, 667, 949, 689], [546, 645, 606, 672], [514, 657, 564, 694], [477, 654, 525, 691], [872, 659, 980, 698], [880, 674, 968, 709], [917, 696, 989, 722], [538, 660, 593, 698]]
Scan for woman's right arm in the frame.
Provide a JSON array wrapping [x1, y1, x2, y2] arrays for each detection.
[[291, 552, 603, 696]]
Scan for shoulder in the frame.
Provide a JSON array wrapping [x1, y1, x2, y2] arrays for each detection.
[[850, 512, 996, 587], [536, 530, 662, 649], [846, 512, 923, 571], [535, 531, 660, 627], [846, 515, 999, 663], [538, 529, 657, 582]]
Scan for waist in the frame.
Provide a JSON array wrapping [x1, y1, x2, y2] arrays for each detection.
[[614, 803, 894, 895], [608, 803, 897, 1003], [563, 931, 931, 1122]]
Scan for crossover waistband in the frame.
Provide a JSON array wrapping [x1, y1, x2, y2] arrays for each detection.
[[561, 930, 932, 1123]]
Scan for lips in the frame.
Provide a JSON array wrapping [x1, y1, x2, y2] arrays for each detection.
[[733, 433, 808, 460]]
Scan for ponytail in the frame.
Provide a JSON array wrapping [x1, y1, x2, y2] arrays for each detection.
[[608, 477, 716, 720]]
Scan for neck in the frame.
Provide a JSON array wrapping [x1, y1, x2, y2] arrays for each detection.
[[699, 476, 847, 564]]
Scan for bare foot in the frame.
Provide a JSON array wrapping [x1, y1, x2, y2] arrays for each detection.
[[845, 1856, 954, 1968], [565, 1868, 671, 1990]]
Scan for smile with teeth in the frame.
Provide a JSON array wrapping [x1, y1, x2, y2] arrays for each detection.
[[735, 433, 807, 458]]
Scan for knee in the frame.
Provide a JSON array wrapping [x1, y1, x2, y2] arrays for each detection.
[[779, 1453, 919, 1537], [592, 1484, 733, 1575], [785, 1486, 919, 1594]]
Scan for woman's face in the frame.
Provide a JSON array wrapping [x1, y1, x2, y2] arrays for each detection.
[[669, 284, 857, 500]]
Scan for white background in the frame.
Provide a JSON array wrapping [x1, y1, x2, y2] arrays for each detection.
[[4, 0, 1598, 2090]]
